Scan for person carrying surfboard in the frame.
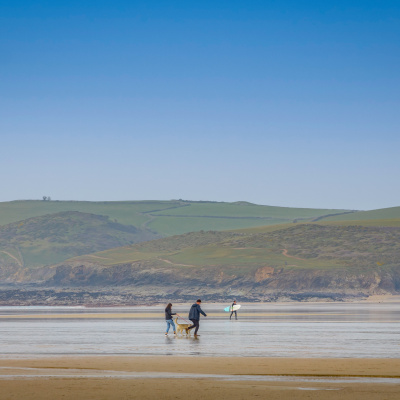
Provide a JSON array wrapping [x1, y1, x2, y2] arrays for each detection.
[[230, 300, 238, 320], [187, 299, 207, 337]]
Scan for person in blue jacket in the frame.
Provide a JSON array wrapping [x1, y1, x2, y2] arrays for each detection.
[[187, 299, 207, 337]]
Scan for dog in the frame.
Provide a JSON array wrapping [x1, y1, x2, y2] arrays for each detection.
[[174, 317, 191, 336]]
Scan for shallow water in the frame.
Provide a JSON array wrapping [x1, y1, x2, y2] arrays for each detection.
[[0, 367, 399, 385], [0, 303, 399, 359]]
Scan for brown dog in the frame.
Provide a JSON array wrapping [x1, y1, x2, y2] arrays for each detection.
[[174, 317, 191, 335]]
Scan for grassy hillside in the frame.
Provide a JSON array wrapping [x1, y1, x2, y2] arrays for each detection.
[[146, 202, 351, 235], [318, 206, 400, 222], [0, 200, 353, 237], [1, 217, 398, 298], [51, 219, 399, 298], [2, 200, 399, 295], [0, 211, 159, 268], [69, 219, 400, 273], [235, 218, 400, 234], [72, 230, 240, 266], [0, 200, 181, 228]]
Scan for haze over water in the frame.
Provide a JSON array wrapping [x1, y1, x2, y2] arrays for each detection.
[[1, 303, 399, 359]]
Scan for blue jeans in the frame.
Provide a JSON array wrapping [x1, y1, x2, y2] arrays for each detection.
[[165, 319, 176, 333]]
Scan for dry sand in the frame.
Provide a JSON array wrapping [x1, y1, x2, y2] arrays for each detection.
[[1, 356, 399, 400]]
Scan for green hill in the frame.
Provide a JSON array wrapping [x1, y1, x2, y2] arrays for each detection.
[[2, 200, 400, 301], [42, 219, 399, 299], [0, 200, 360, 283], [0, 200, 354, 237], [70, 219, 400, 271], [317, 206, 400, 222], [0, 200, 180, 228], [0, 211, 159, 269], [234, 218, 400, 234], [1, 216, 399, 301]]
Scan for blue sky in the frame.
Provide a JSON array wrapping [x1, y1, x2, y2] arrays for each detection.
[[1, 0, 399, 209]]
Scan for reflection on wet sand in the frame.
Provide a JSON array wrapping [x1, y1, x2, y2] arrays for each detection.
[[0, 302, 399, 358]]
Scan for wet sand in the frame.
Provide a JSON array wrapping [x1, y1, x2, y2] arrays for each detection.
[[1, 356, 400, 399], [0, 311, 367, 319], [1, 302, 399, 359]]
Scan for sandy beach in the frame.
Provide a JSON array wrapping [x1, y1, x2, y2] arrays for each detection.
[[1, 356, 400, 399], [1, 301, 399, 398]]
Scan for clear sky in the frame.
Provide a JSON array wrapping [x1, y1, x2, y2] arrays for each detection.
[[1, 0, 399, 210]]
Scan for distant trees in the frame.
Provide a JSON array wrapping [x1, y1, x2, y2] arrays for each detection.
[[42, 196, 51, 201]]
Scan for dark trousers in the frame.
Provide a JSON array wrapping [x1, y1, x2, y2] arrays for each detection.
[[230, 310, 237, 320], [188, 319, 200, 334]]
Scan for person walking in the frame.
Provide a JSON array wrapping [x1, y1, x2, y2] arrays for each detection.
[[165, 303, 176, 336], [230, 300, 238, 320], [187, 299, 207, 337]]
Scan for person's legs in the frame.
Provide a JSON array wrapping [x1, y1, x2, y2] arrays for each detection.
[[234, 310, 237, 320], [171, 319, 176, 333], [230, 311, 234, 320], [188, 319, 196, 330], [188, 319, 200, 334], [165, 319, 173, 334], [193, 320, 200, 335]]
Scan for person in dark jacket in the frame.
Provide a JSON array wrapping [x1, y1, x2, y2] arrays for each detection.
[[165, 303, 176, 335], [187, 299, 207, 337]]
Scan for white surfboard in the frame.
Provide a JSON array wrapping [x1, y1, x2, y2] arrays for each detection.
[[224, 304, 241, 312]]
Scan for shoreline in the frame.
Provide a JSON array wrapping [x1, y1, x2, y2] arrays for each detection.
[[1, 294, 400, 309]]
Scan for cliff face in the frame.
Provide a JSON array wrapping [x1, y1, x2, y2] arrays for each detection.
[[1, 261, 399, 305], [41, 260, 400, 298]]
